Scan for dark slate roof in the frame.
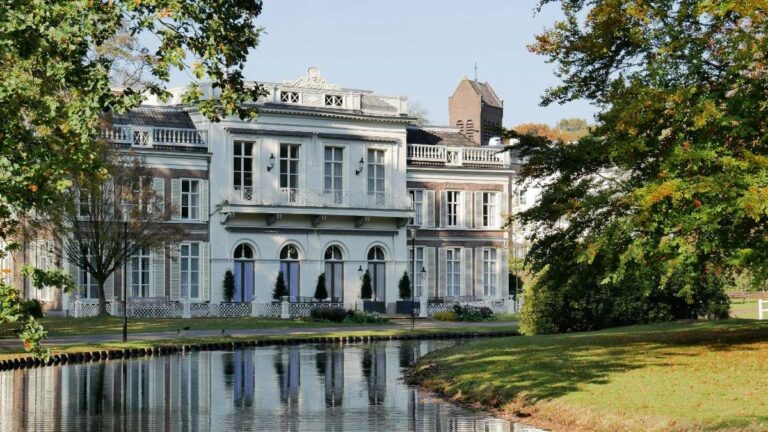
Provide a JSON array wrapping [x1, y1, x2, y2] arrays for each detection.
[[361, 94, 397, 113], [110, 108, 195, 129], [468, 80, 503, 108], [407, 126, 477, 147]]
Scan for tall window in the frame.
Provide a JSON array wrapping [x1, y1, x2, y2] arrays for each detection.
[[78, 190, 90, 218], [367, 246, 386, 302], [446, 191, 461, 227], [131, 247, 151, 298], [482, 249, 498, 297], [482, 192, 498, 228], [180, 243, 200, 299], [34, 241, 53, 300], [324, 245, 344, 302], [280, 245, 301, 301], [127, 177, 152, 216], [280, 144, 300, 203], [233, 243, 255, 303], [367, 149, 385, 205], [233, 141, 254, 200], [409, 189, 424, 226], [446, 248, 461, 297], [324, 147, 343, 204], [409, 246, 424, 297], [456, 120, 464, 134], [78, 248, 98, 299], [181, 179, 200, 220]]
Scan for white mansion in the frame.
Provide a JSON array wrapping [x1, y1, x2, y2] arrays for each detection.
[[14, 68, 520, 317]]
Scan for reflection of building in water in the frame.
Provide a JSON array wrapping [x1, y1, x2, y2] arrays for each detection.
[[315, 346, 345, 407], [231, 350, 255, 407], [275, 346, 301, 403], [362, 344, 387, 405]]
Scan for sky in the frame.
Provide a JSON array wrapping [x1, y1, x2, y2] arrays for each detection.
[[168, 0, 597, 127]]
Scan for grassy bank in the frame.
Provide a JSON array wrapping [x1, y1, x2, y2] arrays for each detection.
[[409, 320, 768, 432], [0, 324, 519, 360]]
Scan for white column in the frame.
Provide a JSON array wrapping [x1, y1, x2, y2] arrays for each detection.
[[182, 301, 191, 319], [281, 296, 290, 319]]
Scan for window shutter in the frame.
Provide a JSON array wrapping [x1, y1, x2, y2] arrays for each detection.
[[462, 248, 473, 297], [171, 179, 181, 220], [152, 243, 165, 298], [153, 178, 165, 215], [426, 247, 436, 298], [474, 192, 484, 228], [169, 243, 180, 301], [499, 248, 509, 298], [463, 192, 473, 228], [499, 192, 509, 229], [201, 180, 209, 222], [439, 191, 447, 228], [425, 190, 436, 228], [201, 242, 210, 302], [475, 247, 484, 297], [104, 272, 115, 301], [437, 247, 447, 298]]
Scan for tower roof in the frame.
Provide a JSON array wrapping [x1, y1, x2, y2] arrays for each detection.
[[465, 79, 503, 108]]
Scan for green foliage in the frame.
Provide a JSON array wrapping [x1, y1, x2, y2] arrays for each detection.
[[20, 299, 45, 319], [309, 307, 347, 323], [724, 269, 768, 293], [513, 0, 758, 333], [344, 310, 387, 324], [452, 304, 494, 322], [314, 272, 328, 301], [433, 311, 457, 322], [273, 271, 288, 300], [361, 270, 373, 300], [222, 269, 235, 302], [398, 271, 411, 300]]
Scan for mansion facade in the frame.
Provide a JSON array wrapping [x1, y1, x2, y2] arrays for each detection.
[[12, 68, 517, 316]]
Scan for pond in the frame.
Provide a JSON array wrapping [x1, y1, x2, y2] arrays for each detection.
[[0, 340, 543, 431]]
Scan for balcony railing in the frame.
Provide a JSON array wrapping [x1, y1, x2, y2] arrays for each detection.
[[408, 144, 509, 168], [228, 187, 413, 210], [101, 125, 208, 150]]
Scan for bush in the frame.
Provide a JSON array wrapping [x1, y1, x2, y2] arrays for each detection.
[[222, 269, 235, 302], [314, 272, 328, 301], [344, 309, 387, 324], [361, 270, 373, 300], [20, 299, 44, 319], [310, 307, 348, 322], [398, 271, 411, 299], [273, 271, 288, 300], [451, 304, 494, 322], [433, 311, 456, 321]]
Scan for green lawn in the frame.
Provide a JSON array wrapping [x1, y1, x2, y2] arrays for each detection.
[[410, 320, 768, 432], [730, 298, 762, 319]]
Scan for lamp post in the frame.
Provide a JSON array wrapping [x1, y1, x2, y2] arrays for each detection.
[[411, 228, 416, 329], [121, 204, 128, 343]]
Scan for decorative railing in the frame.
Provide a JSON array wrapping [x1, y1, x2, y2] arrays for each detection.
[[408, 144, 509, 168], [229, 187, 413, 210], [425, 298, 518, 316], [289, 302, 347, 318], [101, 125, 207, 150]]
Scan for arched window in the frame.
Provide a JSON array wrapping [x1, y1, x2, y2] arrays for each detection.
[[280, 244, 300, 301], [232, 243, 255, 303], [324, 245, 344, 302], [367, 246, 386, 302], [465, 120, 475, 141], [456, 120, 464, 133]]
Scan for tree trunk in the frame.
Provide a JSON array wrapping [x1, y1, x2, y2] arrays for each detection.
[[97, 278, 108, 316]]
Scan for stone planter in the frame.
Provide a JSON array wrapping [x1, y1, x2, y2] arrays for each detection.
[[395, 300, 415, 314], [362, 300, 386, 314]]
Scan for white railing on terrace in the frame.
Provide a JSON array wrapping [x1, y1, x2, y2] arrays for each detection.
[[229, 187, 413, 210], [408, 144, 509, 168], [101, 125, 208, 150]]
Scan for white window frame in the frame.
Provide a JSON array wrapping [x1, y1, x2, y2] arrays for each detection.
[[34, 240, 54, 301], [409, 189, 424, 226], [409, 246, 425, 297], [367, 149, 386, 202], [446, 190, 462, 227], [180, 242, 200, 300], [130, 247, 151, 298], [482, 248, 498, 297], [280, 91, 300, 103], [78, 248, 99, 300], [324, 94, 343, 107], [324, 146, 343, 203], [482, 192, 498, 228], [77, 189, 90, 218], [180, 179, 201, 220], [280, 143, 301, 202], [233, 141, 254, 197], [446, 247, 461, 296]]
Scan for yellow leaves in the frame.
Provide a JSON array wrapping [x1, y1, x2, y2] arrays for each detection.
[[693, 99, 720, 129], [27, 184, 37, 192], [643, 180, 681, 207], [742, 186, 768, 220]]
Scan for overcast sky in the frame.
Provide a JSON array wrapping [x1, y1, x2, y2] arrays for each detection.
[[167, 0, 597, 127]]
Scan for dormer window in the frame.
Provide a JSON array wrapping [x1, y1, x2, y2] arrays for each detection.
[[280, 91, 299, 103], [325, 94, 343, 107]]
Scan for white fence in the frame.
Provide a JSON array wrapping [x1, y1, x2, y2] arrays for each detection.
[[759, 300, 768, 320], [408, 144, 510, 168]]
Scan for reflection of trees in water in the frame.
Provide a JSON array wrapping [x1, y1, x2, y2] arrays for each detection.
[[399, 341, 415, 368]]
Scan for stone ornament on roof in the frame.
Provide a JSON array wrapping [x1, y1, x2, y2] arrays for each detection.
[[282, 67, 341, 91]]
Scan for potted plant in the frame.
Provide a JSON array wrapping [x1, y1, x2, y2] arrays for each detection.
[[395, 271, 413, 314], [314, 272, 328, 302], [222, 269, 235, 303], [360, 270, 385, 313], [273, 271, 288, 302]]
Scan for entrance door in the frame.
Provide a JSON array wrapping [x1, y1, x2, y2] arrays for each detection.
[[280, 244, 301, 302]]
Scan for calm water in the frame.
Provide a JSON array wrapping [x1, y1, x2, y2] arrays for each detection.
[[0, 340, 542, 431]]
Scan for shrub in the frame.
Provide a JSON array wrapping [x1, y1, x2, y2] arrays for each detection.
[[433, 311, 456, 321], [222, 269, 235, 302], [398, 271, 411, 300], [451, 304, 494, 322], [314, 272, 328, 301], [273, 271, 288, 300], [310, 307, 348, 322], [20, 299, 44, 319], [344, 309, 387, 324], [361, 270, 373, 300]]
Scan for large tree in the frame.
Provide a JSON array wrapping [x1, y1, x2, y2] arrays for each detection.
[[513, 0, 764, 333], [1, 1, 268, 354]]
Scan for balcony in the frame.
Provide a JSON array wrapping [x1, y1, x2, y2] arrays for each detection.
[[407, 144, 510, 168], [227, 187, 413, 211], [101, 125, 208, 151]]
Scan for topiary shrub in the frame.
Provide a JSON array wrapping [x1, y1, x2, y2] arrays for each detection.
[[398, 271, 411, 300], [310, 307, 348, 322], [361, 270, 373, 300], [273, 271, 288, 300], [314, 272, 328, 301], [222, 269, 235, 302]]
